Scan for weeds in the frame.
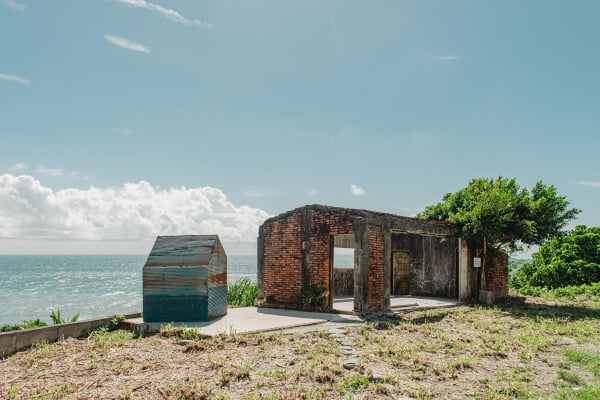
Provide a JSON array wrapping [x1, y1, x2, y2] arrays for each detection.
[[227, 278, 257, 307], [50, 308, 80, 324]]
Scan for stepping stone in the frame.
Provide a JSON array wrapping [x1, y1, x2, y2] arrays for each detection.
[[329, 328, 345, 335], [369, 370, 385, 381], [330, 333, 345, 338], [342, 349, 356, 356], [339, 340, 352, 347], [343, 357, 358, 370]]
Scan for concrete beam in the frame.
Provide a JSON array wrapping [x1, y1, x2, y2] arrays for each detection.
[[0, 312, 141, 357]]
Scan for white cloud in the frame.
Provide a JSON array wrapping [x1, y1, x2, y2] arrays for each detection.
[[113, 128, 133, 135], [2, 0, 25, 11], [104, 35, 151, 54], [309, 188, 318, 195], [576, 181, 600, 188], [111, 0, 213, 28], [243, 189, 275, 198], [0, 174, 270, 243], [433, 55, 459, 60], [0, 72, 31, 86], [350, 184, 366, 196], [37, 166, 63, 177], [8, 162, 27, 172]]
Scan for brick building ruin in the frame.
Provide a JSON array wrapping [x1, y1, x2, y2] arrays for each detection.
[[257, 205, 508, 314]]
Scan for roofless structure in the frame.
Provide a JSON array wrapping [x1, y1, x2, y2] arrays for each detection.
[[257, 205, 508, 314]]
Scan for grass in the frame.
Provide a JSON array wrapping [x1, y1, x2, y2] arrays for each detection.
[[227, 278, 257, 307], [562, 349, 600, 376], [511, 282, 600, 307], [2, 286, 600, 399]]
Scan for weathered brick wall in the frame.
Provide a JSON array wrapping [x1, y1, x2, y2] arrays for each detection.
[[485, 247, 509, 298], [368, 225, 385, 310], [262, 213, 302, 303], [309, 209, 355, 305]]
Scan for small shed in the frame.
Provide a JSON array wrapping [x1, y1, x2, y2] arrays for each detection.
[[143, 235, 227, 322]]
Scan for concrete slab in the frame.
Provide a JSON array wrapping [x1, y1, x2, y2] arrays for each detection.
[[125, 307, 363, 336], [332, 296, 460, 313]]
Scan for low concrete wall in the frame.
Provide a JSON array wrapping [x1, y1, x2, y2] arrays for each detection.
[[0, 312, 141, 357]]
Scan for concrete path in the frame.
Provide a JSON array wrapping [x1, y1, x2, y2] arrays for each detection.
[[332, 295, 460, 313], [125, 307, 363, 336], [126, 297, 461, 337]]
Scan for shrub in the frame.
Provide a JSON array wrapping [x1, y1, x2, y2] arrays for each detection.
[[513, 226, 600, 289], [227, 278, 257, 307]]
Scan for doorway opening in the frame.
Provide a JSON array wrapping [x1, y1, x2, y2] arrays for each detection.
[[392, 251, 410, 295], [330, 234, 355, 312]]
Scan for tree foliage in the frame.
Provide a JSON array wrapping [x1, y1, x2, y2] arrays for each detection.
[[418, 177, 580, 253], [512, 226, 600, 288]]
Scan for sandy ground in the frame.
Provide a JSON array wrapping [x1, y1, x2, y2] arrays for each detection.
[[1, 298, 599, 399]]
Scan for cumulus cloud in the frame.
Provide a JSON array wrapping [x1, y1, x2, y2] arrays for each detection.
[[8, 162, 27, 172], [350, 184, 366, 196], [104, 35, 151, 54], [2, 0, 25, 11], [0, 72, 31, 86], [0, 174, 270, 243], [111, 0, 213, 28], [576, 181, 600, 188]]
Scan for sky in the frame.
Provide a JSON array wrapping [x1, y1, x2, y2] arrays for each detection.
[[1, 0, 599, 255]]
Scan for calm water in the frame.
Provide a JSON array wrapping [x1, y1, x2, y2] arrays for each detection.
[[0, 255, 257, 326]]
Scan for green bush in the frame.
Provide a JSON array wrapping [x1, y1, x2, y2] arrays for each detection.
[[227, 278, 257, 307], [512, 226, 600, 289], [299, 282, 327, 310], [0, 318, 47, 332]]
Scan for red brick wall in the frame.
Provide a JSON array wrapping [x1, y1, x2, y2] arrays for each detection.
[[368, 225, 385, 310], [309, 210, 354, 305], [485, 247, 509, 298], [263, 213, 302, 303]]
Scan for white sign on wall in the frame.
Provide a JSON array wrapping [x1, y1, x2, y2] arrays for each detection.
[[473, 257, 481, 268]]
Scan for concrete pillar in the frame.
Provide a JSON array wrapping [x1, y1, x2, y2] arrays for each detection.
[[301, 208, 311, 289], [353, 217, 369, 313], [458, 238, 470, 300], [383, 226, 391, 310]]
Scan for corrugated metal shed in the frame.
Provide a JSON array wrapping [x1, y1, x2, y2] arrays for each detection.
[[143, 235, 227, 322]]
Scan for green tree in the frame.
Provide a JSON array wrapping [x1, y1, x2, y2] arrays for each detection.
[[513, 225, 600, 288], [418, 177, 580, 289]]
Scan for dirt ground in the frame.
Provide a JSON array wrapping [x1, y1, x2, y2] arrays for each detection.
[[1, 298, 599, 399]]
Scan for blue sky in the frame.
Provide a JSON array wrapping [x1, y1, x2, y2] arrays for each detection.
[[1, 0, 599, 254]]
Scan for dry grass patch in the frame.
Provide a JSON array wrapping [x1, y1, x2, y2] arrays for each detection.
[[1, 297, 599, 399]]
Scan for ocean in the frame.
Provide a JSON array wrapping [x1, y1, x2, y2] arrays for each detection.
[[0, 254, 257, 326], [0, 253, 355, 326]]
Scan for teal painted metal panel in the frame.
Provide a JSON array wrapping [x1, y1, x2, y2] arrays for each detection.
[[208, 285, 227, 319], [142, 235, 227, 323], [143, 294, 208, 322]]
